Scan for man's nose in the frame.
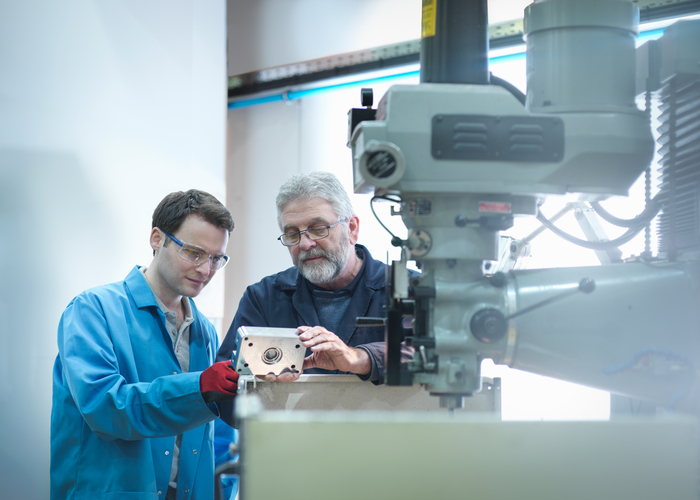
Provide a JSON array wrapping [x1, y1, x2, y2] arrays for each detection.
[[298, 232, 317, 251], [195, 256, 214, 275]]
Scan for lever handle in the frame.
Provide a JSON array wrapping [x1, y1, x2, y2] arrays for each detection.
[[505, 278, 595, 321], [356, 317, 386, 327], [471, 278, 595, 343]]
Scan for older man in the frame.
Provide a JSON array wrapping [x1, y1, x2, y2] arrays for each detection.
[[217, 171, 412, 383]]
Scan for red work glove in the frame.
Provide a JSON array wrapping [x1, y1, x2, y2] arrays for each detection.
[[200, 361, 239, 403]]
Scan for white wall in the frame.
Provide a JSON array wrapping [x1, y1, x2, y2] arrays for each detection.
[[0, 1, 227, 498]]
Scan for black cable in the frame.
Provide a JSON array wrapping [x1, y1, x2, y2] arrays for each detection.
[[370, 195, 404, 247], [589, 193, 664, 228], [536, 211, 645, 251], [490, 73, 526, 106]]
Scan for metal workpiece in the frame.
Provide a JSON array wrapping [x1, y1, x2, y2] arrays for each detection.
[[503, 260, 700, 412]]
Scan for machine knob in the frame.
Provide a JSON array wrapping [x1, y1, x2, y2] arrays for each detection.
[[470, 308, 507, 343], [361, 88, 374, 107]]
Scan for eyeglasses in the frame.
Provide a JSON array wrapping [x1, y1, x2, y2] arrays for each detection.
[[277, 219, 347, 247], [161, 230, 229, 270]]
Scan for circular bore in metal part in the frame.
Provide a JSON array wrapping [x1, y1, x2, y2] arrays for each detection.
[[262, 347, 282, 365]]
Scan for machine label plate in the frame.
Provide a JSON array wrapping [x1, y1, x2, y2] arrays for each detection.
[[479, 201, 512, 213], [408, 199, 432, 216]]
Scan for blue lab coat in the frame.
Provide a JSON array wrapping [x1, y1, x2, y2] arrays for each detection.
[[51, 266, 220, 500]]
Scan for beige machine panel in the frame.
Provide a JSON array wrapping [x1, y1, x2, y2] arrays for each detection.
[[238, 411, 699, 500]]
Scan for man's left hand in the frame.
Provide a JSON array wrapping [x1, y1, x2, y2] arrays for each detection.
[[298, 325, 371, 375]]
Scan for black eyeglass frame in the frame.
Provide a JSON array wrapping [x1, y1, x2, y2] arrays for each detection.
[[277, 218, 347, 247]]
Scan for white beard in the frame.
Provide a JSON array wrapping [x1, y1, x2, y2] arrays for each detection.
[[295, 233, 352, 285]]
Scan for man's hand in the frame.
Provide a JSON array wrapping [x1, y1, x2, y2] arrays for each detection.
[[258, 326, 372, 382], [200, 361, 239, 403], [298, 325, 371, 375]]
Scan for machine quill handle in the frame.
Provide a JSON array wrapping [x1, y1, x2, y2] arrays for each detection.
[[471, 278, 595, 343], [506, 278, 595, 321], [356, 317, 386, 327]]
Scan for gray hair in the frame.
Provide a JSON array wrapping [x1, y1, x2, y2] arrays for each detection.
[[276, 171, 355, 229]]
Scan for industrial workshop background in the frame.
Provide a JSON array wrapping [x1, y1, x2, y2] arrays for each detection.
[[2, 1, 699, 499]]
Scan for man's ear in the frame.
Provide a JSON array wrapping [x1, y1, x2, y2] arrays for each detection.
[[149, 228, 163, 253], [347, 214, 360, 245]]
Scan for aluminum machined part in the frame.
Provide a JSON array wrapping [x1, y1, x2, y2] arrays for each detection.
[[233, 326, 305, 377]]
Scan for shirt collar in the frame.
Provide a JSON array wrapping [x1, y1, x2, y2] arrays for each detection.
[[131, 266, 193, 320]]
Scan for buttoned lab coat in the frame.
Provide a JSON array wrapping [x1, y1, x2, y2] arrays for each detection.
[[51, 266, 220, 500]]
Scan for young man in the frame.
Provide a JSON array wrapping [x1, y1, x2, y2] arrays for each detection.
[[217, 171, 413, 383], [51, 189, 239, 500]]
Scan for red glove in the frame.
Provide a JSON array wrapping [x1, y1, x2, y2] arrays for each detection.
[[200, 361, 239, 403]]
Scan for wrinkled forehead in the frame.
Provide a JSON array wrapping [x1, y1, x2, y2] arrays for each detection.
[[280, 197, 338, 230]]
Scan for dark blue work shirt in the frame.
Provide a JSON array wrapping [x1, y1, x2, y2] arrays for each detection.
[[216, 245, 414, 382]]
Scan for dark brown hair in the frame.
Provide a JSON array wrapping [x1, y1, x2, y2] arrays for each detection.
[[152, 189, 235, 237]]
